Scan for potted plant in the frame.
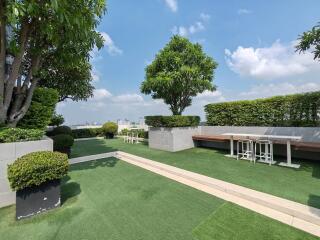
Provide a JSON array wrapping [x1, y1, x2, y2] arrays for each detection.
[[102, 122, 118, 139], [7, 151, 69, 220], [51, 134, 74, 157]]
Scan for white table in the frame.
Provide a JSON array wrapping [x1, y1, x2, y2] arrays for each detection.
[[222, 133, 302, 168]]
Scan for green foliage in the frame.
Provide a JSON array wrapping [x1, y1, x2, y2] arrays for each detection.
[[102, 122, 118, 137], [0, 128, 44, 143], [119, 128, 148, 139], [40, 60, 94, 102], [7, 151, 69, 191], [141, 35, 218, 115], [296, 23, 320, 60], [51, 126, 72, 136], [205, 92, 320, 127], [18, 88, 59, 129], [71, 128, 103, 139], [49, 112, 65, 127], [145, 115, 200, 127], [51, 134, 74, 150]]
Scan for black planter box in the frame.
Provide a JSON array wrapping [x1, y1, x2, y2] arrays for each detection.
[[16, 179, 61, 220]]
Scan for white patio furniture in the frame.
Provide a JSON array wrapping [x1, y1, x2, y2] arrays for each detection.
[[255, 139, 275, 165], [237, 139, 254, 162], [222, 133, 302, 168]]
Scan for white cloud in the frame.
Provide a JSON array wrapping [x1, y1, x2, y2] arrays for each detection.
[[171, 14, 208, 37], [238, 9, 252, 15], [91, 68, 101, 82], [200, 13, 211, 22], [113, 94, 144, 104], [239, 82, 320, 99], [92, 88, 112, 101], [225, 40, 320, 80], [164, 0, 178, 12], [100, 32, 123, 56]]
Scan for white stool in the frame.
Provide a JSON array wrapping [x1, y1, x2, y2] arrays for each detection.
[[237, 139, 254, 162], [255, 139, 275, 165]]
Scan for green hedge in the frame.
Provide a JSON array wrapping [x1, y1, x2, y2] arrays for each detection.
[[0, 128, 44, 143], [71, 128, 103, 139], [18, 88, 59, 130], [7, 151, 69, 191], [205, 91, 320, 127], [145, 115, 200, 127]]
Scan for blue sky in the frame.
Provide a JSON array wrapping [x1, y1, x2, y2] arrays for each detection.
[[58, 0, 320, 125]]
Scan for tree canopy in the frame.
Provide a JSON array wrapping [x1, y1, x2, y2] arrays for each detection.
[[141, 35, 218, 115], [296, 23, 320, 60], [0, 0, 106, 127]]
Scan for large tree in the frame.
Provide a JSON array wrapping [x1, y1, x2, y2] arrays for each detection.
[[141, 35, 218, 115], [0, 0, 105, 127], [296, 23, 320, 60], [39, 57, 94, 102]]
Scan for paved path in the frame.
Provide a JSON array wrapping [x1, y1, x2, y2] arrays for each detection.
[[70, 151, 320, 237]]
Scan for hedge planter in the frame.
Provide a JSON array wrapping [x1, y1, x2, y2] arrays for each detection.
[[7, 151, 68, 219], [0, 137, 53, 208], [16, 179, 61, 220]]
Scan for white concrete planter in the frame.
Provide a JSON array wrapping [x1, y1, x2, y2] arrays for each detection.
[[0, 137, 53, 208], [148, 127, 200, 152]]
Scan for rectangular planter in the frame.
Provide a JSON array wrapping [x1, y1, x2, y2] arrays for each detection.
[[16, 179, 61, 220], [148, 127, 200, 152], [0, 137, 53, 208]]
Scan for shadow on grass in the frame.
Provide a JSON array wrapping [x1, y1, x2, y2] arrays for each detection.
[[71, 139, 118, 158], [70, 158, 119, 172]]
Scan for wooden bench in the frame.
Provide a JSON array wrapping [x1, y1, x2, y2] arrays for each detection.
[[192, 135, 320, 152]]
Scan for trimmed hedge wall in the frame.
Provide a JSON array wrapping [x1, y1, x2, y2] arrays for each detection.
[[205, 91, 320, 127], [145, 115, 200, 127], [71, 128, 103, 139]]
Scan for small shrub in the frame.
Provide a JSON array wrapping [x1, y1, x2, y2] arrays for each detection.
[[51, 134, 74, 151], [0, 128, 44, 143], [7, 151, 69, 191], [51, 126, 72, 136], [71, 128, 103, 139], [49, 112, 65, 127], [145, 115, 200, 127], [102, 122, 118, 138]]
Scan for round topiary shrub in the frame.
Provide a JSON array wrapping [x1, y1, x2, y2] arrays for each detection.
[[51, 134, 74, 156], [51, 125, 72, 136], [7, 151, 69, 191], [102, 122, 118, 139]]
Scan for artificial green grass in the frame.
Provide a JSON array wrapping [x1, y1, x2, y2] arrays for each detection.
[[72, 138, 320, 209], [0, 158, 223, 240], [192, 203, 317, 240], [0, 157, 317, 240]]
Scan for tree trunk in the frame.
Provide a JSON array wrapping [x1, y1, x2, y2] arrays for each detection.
[[0, 0, 6, 125]]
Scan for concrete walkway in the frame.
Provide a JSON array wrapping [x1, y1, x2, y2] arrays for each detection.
[[70, 151, 320, 237]]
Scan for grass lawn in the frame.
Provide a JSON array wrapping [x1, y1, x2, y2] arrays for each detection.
[[0, 158, 317, 240], [72, 138, 320, 209]]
